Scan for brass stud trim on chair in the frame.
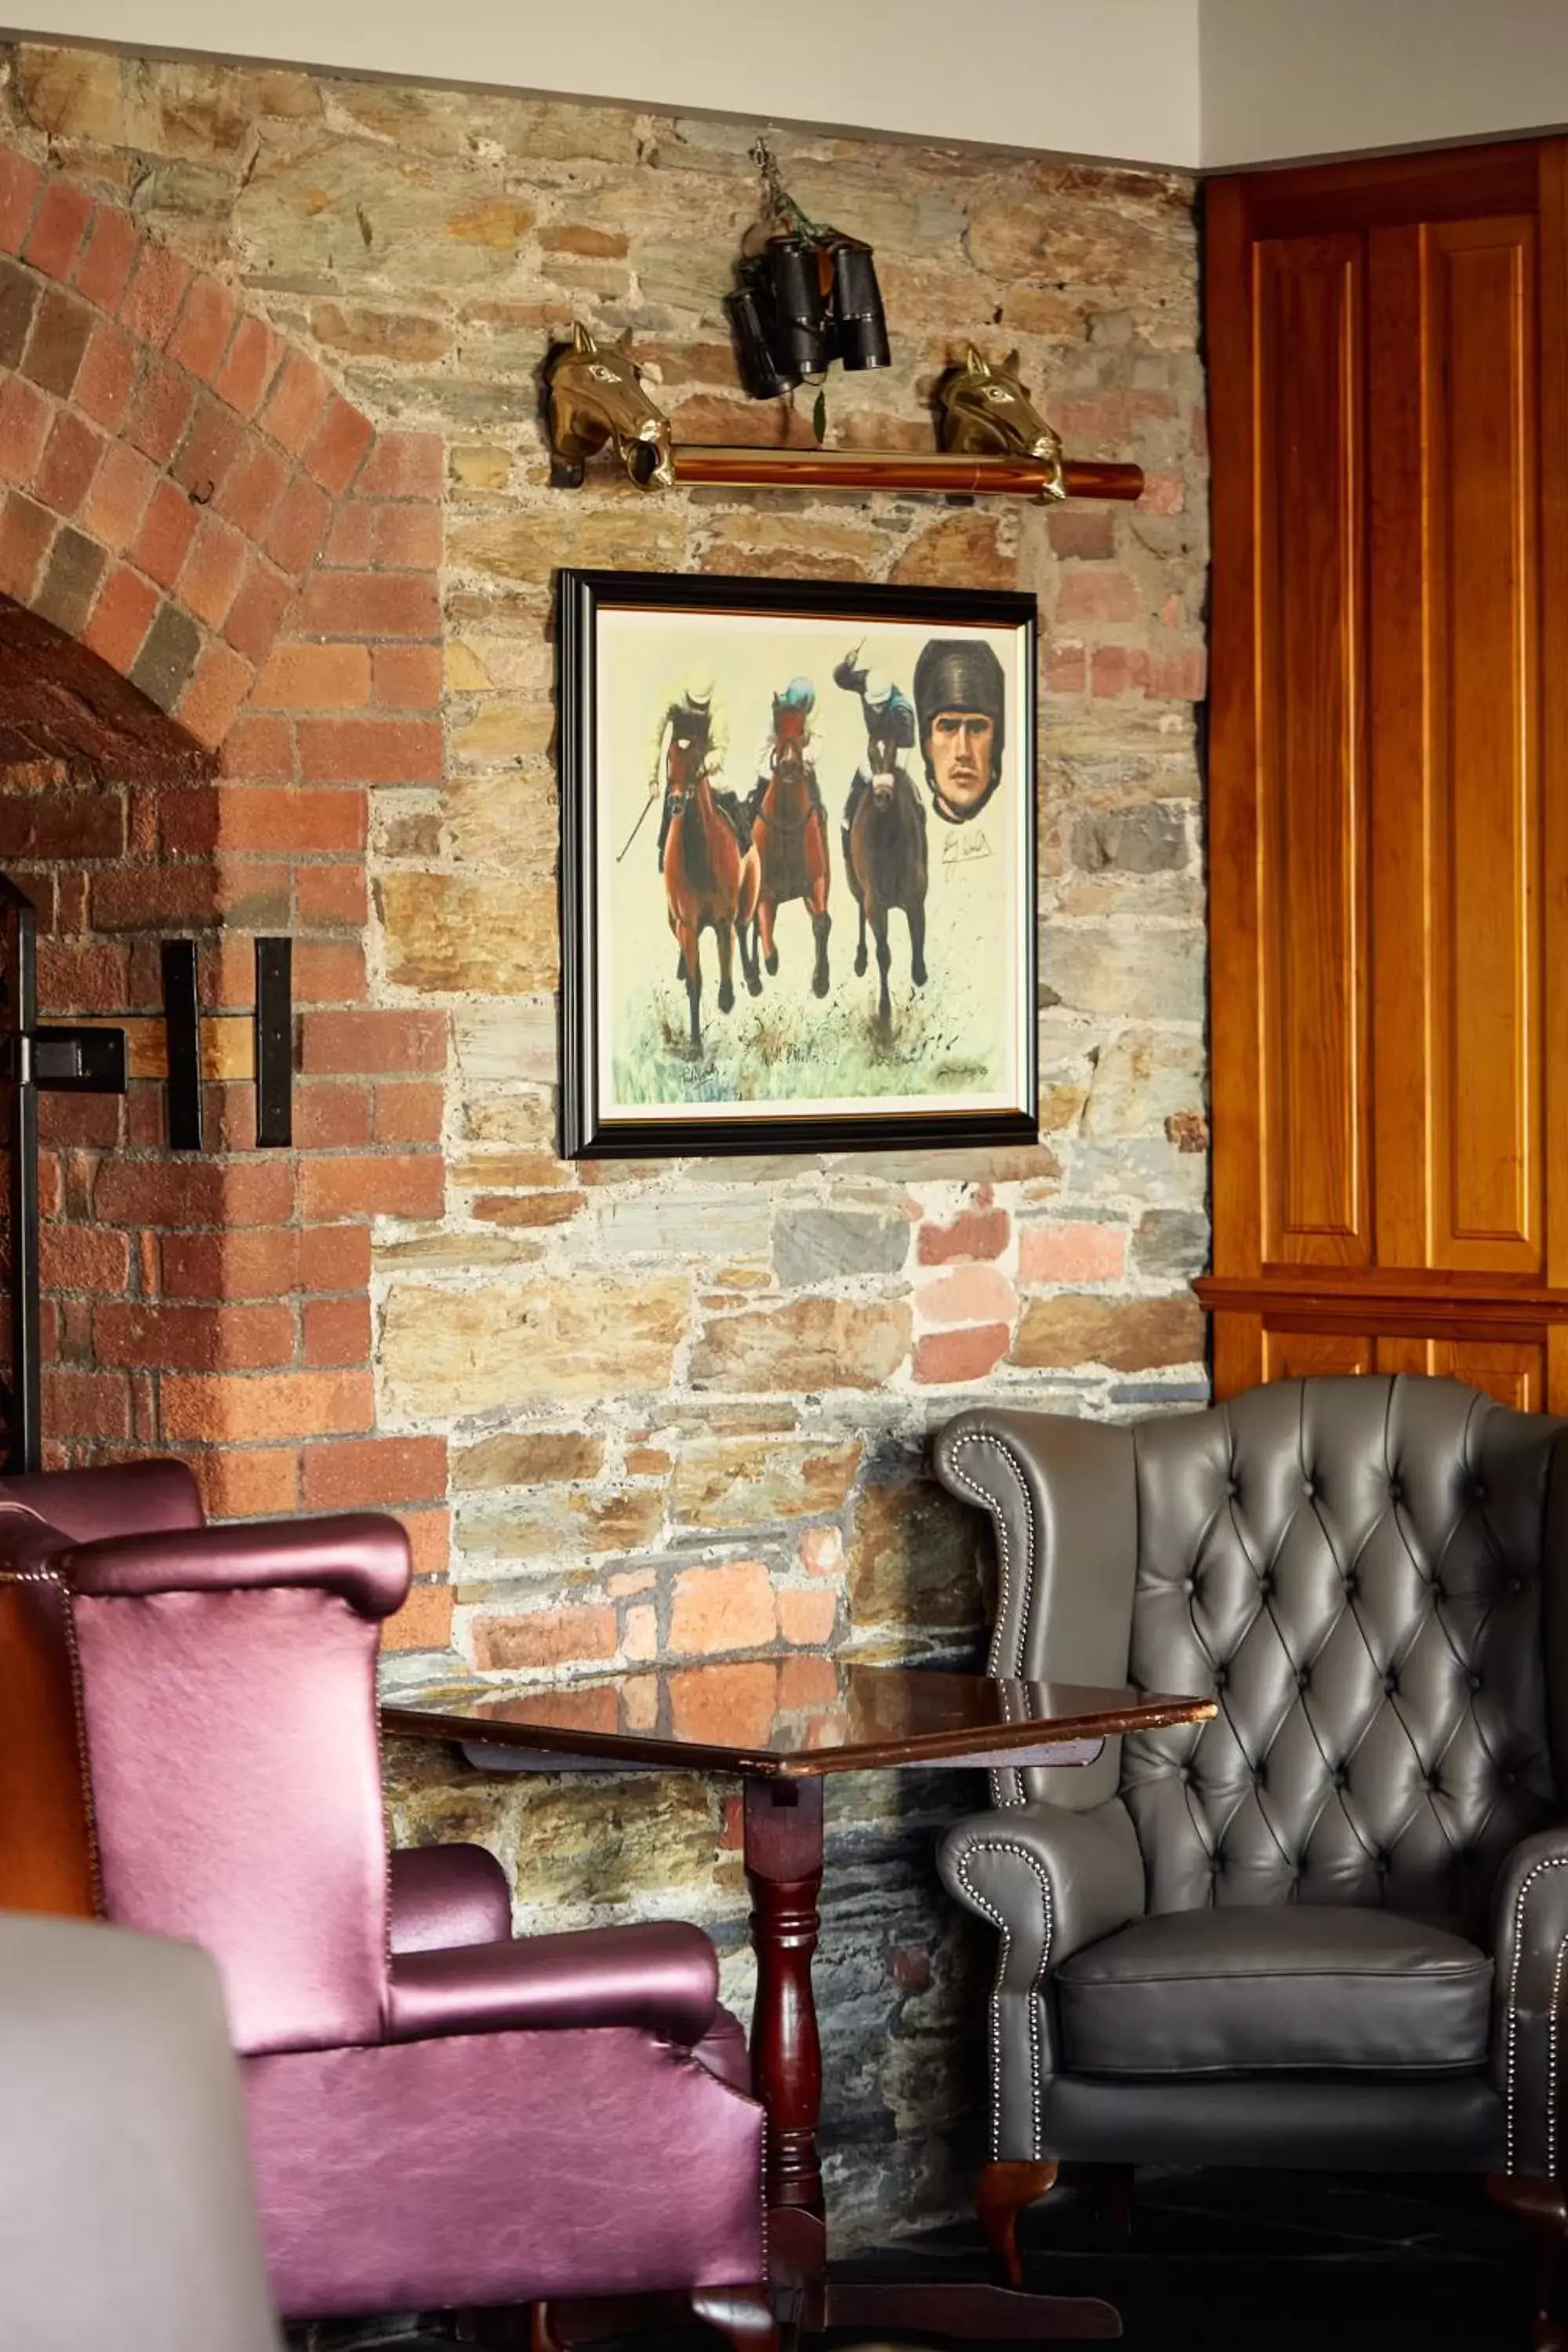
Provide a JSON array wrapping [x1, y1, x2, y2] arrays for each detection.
[[946, 1432, 1038, 1810], [953, 1838, 1052, 2164]]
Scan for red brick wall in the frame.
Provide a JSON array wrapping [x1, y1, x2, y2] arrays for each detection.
[[0, 150, 450, 1650]]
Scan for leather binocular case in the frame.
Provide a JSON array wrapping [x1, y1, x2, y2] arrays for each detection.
[[728, 232, 891, 398]]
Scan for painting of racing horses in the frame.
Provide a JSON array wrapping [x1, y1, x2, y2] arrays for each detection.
[[557, 568, 1039, 1158]]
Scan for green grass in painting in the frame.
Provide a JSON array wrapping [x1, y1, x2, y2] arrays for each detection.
[[612, 957, 996, 1109]]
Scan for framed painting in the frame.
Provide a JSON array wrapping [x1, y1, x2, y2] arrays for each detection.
[[558, 568, 1038, 1158]]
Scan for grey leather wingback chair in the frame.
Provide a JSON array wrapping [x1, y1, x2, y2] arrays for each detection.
[[935, 1376, 1568, 2294]]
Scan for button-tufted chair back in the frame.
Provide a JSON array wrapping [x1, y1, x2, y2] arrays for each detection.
[[1122, 1377, 1566, 1932]]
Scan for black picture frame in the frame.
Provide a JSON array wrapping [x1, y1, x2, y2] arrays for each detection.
[[558, 566, 1039, 1160]]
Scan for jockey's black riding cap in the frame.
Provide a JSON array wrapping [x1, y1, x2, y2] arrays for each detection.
[[914, 635, 1006, 771]]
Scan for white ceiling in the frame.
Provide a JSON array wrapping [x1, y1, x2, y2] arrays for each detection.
[[2, 0, 1568, 169]]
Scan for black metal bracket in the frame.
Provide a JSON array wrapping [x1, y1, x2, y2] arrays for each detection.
[[254, 938, 292, 1149], [161, 939, 202, 1152], [0, 879, 297, 1472], [160, 935, 292, 1152], [24, 1027, 129, 1091], [159, 941, 204, 1152], [1, 874, 129, 1474], [2, 875, 42, 1477]]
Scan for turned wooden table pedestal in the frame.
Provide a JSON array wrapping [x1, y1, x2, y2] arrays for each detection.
[[386, 1657, 1213, 2343]]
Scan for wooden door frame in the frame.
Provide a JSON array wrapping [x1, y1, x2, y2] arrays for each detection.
[[1200, 137, 1568, 1406]]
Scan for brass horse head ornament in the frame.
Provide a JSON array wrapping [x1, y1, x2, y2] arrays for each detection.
[[544, 322, 674, 492], [936, 344, 1065, 499]]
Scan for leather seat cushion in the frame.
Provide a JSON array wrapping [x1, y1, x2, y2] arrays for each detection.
[[1056, 1905, 1492, 2076]]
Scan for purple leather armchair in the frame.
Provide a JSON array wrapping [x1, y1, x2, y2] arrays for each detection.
[[0, 1461, 770, 2339]]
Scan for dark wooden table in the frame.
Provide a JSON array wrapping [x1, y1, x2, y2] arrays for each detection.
[[385, 1657, 1214, 2343]]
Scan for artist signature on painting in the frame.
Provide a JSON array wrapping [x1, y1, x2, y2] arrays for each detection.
[[943, 827, 993, 866]]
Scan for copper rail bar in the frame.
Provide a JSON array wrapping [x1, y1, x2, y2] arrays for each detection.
[[670, 446, 1145, 501]]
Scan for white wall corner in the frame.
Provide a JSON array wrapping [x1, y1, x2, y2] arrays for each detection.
[[1200, 0, 1568, 169]]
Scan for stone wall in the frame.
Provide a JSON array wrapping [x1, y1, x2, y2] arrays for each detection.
[[0, 41, 1208, 2245]]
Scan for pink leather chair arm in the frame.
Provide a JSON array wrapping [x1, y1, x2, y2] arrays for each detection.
[[390, 1847, 512, 1955], [0, 1458, 204, 1542], [387, 1921, 721, 2048], [60, 1515, 411, 1619]]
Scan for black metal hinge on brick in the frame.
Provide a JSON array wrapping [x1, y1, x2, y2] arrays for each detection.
[[159, 934, 293, 1154], [161, 938, 202, 1151], [0, 872, 127, 1475], [253, 938, 292, 1149], [0, 873, 296, 1474]]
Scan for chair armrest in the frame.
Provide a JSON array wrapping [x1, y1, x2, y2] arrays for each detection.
[[390, 1846, 512, 1955], [0, 1457, 203, 1543], [60, 1515, 410, 1621], [1494, 1825, 1568, 2177], [940, 1795, 1145, 1976], [938, 1797, 1144, 2161], [387, 1920, 720, 2047], [931, 1411, 1138, 1811]]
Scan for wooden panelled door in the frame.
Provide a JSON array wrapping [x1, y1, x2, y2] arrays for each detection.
[[1202, 141, 1568, 1414]]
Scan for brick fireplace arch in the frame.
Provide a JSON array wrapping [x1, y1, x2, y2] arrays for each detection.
[[0, 147, 452, 1650]]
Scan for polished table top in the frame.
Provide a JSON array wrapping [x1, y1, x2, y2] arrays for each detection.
[[383, 1655, 1215, 1779]]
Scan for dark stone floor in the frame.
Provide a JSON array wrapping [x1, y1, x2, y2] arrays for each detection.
[[292, 2169, 1538, 2350], [840, 2170, 1535, 2348]]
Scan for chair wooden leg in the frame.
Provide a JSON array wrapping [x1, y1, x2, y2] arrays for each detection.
[[976, 2157, 1058, 2291], [688, 2284, 779, 2352], [1490, 2176, 1568, 2350]]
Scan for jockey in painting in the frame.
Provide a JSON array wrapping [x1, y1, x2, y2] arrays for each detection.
[[650, 673, 728, 866], [835, 644, 917, 855]]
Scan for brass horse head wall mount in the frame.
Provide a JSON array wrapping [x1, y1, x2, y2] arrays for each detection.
[[936, 345, 1066, 499], [541, 327, 1115, 505], [543, 322, 674, 492]]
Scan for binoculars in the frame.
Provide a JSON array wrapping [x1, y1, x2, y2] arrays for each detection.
[[728, 232, 891, 398]]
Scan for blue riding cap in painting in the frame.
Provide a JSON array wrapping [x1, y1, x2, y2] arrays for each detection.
[[833, 645, 916, 750], [753, 674, 822, 793]]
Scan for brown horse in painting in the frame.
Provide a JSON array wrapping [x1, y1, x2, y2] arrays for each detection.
[[844, 720, 928, 1033], [748, 689, 832, 999], [662, 730, 760, 1055]]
